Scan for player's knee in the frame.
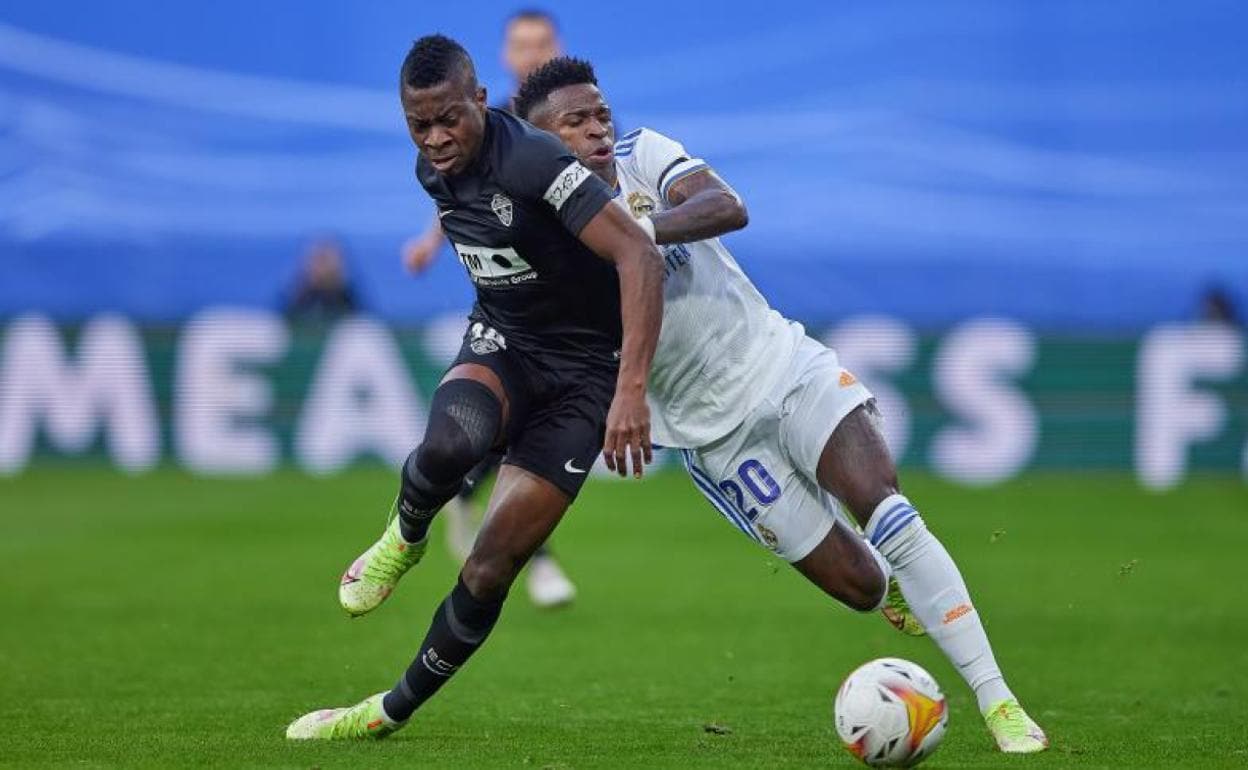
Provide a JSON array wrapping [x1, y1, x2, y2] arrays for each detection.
[[847, 461, 901, 526], [414, 427, 481, 484], [460, 551, 520, 601], [833, 476, 901, 533], [854, 467, 901, 519], [414, 379, 503, 486]]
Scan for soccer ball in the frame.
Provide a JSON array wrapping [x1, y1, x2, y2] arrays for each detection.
[[833, 658, 948, 767]]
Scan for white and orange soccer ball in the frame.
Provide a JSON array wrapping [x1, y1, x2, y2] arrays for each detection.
[[833, 658, 948, 767]]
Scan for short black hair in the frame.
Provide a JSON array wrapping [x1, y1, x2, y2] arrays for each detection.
[[506, 8, 559, 33], [514, 56, 597, 120], [400, 34, 476, 90]]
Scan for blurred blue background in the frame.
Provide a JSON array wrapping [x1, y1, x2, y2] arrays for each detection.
[[2, 0, 1246, 330]]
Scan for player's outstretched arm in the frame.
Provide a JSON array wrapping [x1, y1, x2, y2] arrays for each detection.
[[650, 169, 748, 244], [578, 203, 665, 478], [401, 215, 447, 274]]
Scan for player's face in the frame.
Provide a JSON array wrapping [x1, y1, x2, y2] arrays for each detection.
[[401, 77, 488, 176], [535, 84, 616, 179], [503, 18, 561, 81]]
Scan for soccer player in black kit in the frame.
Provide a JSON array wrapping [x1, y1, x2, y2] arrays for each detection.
[[286, 35, 664, 740], [404, 11, 579, 608]]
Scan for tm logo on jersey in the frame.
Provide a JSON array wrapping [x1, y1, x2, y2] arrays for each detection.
[[451, 242, 537, 287]]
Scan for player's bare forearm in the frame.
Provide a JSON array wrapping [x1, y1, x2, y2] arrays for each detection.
[[604, 240, 662, 476], [578, 204, 664, 476], [651, 169, 748, 244], [578, 204, 664, 385], [612, 240, 664, 391]]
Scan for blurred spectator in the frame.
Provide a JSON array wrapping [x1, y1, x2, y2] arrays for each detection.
[[402, 9, 563, 273], [498, 9, 563, 112], [285, 237, 360, 322], [1199, 285, 1240, 326]]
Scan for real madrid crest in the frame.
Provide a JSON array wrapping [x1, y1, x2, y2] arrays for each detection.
[[490, 193, 513, 226], [627, 191, 656, 218], [758, 524, 780, 551]]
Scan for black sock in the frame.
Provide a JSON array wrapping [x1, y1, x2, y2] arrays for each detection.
[[396, 458, 460, 544], [382, 577, 505, 722]]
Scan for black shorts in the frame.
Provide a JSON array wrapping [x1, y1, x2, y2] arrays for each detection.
[[451, 322, 617, 499]]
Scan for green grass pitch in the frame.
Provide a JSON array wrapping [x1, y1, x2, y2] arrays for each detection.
[[2, 466, 1246, 768]]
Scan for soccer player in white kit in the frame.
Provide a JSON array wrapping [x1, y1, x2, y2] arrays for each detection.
[[515, 57, 1048, 755]]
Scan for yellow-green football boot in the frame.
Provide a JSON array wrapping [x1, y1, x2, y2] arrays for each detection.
[[984, 698, 1049, 753], [880, 578, 926, 636], [339, 511, 427, 617], [286, 692, 403, 740]]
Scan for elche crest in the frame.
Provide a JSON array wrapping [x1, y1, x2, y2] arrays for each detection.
[[490, 193, 513, 226]]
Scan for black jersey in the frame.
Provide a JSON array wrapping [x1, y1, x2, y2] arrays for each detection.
[[417, 108, 621, 365]]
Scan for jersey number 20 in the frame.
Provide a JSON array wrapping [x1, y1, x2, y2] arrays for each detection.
[[718, 459, 781, 522]]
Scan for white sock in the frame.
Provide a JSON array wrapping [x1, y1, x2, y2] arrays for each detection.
[[865, 494, 1015, 713], [378, 697, 404, 725]]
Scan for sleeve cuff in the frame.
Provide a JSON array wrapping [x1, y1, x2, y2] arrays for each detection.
[[659, 159, 709, 205]]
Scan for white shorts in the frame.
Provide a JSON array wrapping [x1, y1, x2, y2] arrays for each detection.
[[679, 336, 874, 562]]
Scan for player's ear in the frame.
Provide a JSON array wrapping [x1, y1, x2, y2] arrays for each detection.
[[475, 86, 488, 109]]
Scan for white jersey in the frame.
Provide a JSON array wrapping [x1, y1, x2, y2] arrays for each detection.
[[612, 128, 805, 448]]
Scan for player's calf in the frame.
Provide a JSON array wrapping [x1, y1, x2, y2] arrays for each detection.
[[293, 577, 510, 739], [794, 523, 891, 612], [864, 494, 1045, 750], [458, 467, 572, 601], [864, 497, 1010, 704], [380, 576, 506, 723], [460, 548, 523, 602], [376, 466, 570, 725]]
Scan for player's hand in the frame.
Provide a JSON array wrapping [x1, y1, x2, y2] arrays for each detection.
[[401, 231, 443, 274], [603, 386, 652, 479]]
